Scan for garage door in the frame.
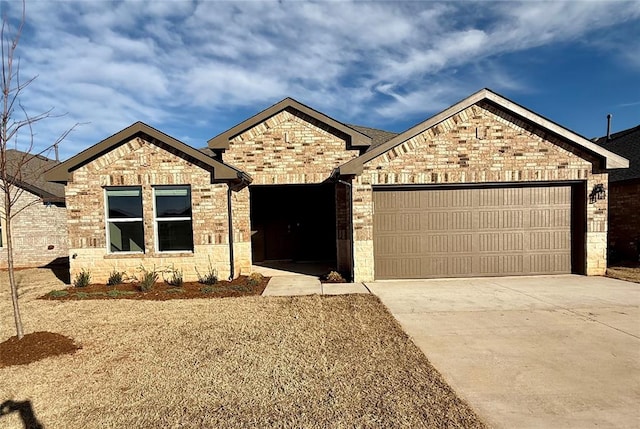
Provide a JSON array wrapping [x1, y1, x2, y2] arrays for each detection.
[[373, 185, 572, 279]]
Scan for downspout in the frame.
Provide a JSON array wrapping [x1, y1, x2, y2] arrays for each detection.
[[336, 178, 355, 282], [227, 185, 235, 280]]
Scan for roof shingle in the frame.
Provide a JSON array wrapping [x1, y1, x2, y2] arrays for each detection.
[[593, 125, 640, 182], [347, 125, 398, 149], [4, 149, 65, 202]]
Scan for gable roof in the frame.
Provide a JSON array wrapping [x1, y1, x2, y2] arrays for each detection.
[[337, 88, 629, 175], [208, 97, 372, 149], [593, 124, 640, 182], [45, 122, 251, 187], [4, 149, 65, 203]]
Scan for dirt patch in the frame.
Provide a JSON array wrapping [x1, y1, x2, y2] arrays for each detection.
[[40, 275, 269, 301], [607, 263, 640, 283], [0, 331, 80, 368]]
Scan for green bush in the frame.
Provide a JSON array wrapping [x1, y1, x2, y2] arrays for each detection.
[[49, 290, 69, 298], [107, 270, 125, 286], [136, 265, 158, 291], [196, 258, 218, 285], [200, 285, 216, 294], [76, 292, 89, 299], [73, 269, 91, 288], [163, 265, 184, 287]]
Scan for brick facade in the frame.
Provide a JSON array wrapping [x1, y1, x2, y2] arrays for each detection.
[[222, 109, 361, 272], [65, 136, 233, 283], [53, 92, 619, 284], [0, 190, 68, 268], [608, 179, 640, 262], [351, 102, 608, 281]]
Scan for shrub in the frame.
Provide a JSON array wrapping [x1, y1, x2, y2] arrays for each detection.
[[163, 265, 184, 287], [49, 290, 69, 298], [73, 269, 91, 288], [136, 265, 158, 291], [196, 258, 218, 285], [325, 271, 346, 283], [245, 272, 264, 287], [107, 270, 125, 286], [76, 292, 89, 299]]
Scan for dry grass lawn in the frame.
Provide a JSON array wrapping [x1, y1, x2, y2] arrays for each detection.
[[1, 268, 486, 428]]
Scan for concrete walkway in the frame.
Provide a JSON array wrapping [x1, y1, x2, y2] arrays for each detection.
[[256, 265, 369, 296], [367, 275, 640, 429]]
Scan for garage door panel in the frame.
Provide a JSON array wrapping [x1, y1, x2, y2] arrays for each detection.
[[424, 211, 448, 230], [373, 185, 572, 279], [530, 253, 571, 274], [423, 234, 449, 253], [479, 254, 524, 275], [449, 257, 473, 276], [450, 234, 473, 253]]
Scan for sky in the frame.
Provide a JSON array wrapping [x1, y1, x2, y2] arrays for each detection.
[[2, 0, 640, 161]]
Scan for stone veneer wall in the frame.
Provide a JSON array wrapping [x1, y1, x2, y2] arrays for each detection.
[[351, 102, 608, 281], [0, 190, 68, 268], [223, 109, 361, 272], [65, 136, 233, 283], [608, 179, 640, 262]]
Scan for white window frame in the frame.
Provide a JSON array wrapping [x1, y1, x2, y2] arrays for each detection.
[[153, 185, 193, 253], [105, 187, 145, 254]]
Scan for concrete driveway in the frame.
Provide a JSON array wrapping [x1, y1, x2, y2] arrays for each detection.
[[366, 275, 640, 429]]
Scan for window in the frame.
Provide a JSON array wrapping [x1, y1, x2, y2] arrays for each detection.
[[154, 186, 193, 252], [105, 187, 144, 253]]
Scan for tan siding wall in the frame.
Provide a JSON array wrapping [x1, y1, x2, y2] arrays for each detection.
[[224, 109, 361, 272], [0, 190, 68, 268], [66, 136, 233, 283], [352, 103, 608, 281]]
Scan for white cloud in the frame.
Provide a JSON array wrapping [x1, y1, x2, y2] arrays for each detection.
[[0, 0, 636, 159]]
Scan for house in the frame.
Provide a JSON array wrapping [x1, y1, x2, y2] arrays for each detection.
[[593, 125, 640, 262], [0, 149, 68, 268], [45, 89, 628, 283]]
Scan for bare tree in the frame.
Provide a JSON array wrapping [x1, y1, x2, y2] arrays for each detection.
[[2, 1, 76, 339]]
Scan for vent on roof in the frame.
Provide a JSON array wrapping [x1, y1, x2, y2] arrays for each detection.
[[606, 114, 612, 142]]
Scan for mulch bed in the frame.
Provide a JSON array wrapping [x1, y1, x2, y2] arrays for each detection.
[[0, 331, 80, 368], [40, 275, 270, 301]]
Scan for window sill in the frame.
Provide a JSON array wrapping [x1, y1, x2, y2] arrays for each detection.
[[104, 252, 194, 260], [104, 252, 145, 260], [156, 251, 195, 256]]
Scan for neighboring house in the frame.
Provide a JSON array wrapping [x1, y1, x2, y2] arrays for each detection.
[[594, 125, 640, 262], [46, 89, 628, 283], [0, 149, 68, 268]]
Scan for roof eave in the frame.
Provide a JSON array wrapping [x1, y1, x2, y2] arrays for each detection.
[[44, 121, 249, 183], [337, 88, 630, 176], [208, 97, 372, 149]]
